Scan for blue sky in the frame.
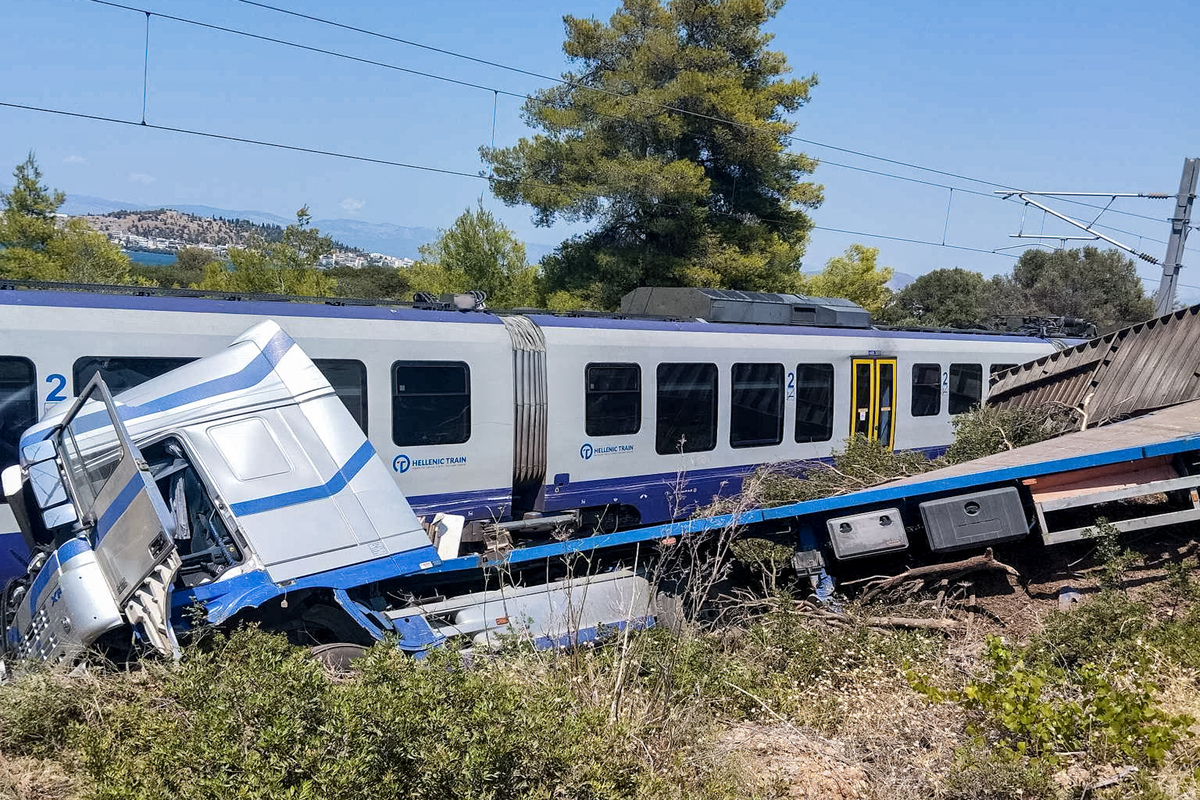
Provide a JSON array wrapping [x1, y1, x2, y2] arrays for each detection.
[[2, 0, 1197, 295]]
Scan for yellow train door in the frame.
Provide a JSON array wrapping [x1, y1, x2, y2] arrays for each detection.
[[849, 358, 898, 449]]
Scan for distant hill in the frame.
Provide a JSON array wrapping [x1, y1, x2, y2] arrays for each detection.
[[78, 209, 362, 254], [59, 196, 556, 260]]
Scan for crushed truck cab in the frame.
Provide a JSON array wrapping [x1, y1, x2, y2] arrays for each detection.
[[1, 322, 652, 665]]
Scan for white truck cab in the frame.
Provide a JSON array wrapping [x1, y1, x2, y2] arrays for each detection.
[[2, 322, 650, 665]]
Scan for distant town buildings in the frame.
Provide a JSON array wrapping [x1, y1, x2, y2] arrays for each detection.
[[97, 229, 414, 269], [107, 232, 228, 257], [318, 252, 415, 269]]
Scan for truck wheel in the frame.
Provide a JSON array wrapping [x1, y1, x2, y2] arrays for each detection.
[[310, 642, 367, 674]]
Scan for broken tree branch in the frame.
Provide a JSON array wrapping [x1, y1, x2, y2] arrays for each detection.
[[797, 600, 965, 633], [859, 548, 1020, 604]]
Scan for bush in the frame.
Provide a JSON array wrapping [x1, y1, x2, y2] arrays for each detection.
[[753, 436, 935, 505], [938, 738, 1057, 800], [0, 668, 96, 758], [59, 627, 745, 800], [1027, 591, 1150, 670], [910, 636, 1192, 765], [633, 604, 941, 731], [942, 404, 1074, 464]]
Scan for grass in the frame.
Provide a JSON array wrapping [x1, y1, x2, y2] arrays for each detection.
[[2, 407, 1198, 798], [1, 581, 1197, 799]]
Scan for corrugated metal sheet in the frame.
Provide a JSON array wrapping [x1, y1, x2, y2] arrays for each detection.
[[988, 304, 1200, 426]]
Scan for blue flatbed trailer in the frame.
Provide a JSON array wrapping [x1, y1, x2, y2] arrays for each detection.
[[434, 398, 1200, 589]]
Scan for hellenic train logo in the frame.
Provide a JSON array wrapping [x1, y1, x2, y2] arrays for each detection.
[[393, 454, 468, 473], [580, 442, 633, 460]]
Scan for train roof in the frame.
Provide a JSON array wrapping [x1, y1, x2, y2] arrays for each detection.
[[0, 281, 1065, 345]]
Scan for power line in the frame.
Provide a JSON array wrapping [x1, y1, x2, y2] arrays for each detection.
[[0, 100, 487, 181], [74, 0, 1178, 236], [811, 226, 1016, 258], [0, 98, 1017, 262], [219, 0, 1174, 227], [84, 0, 527, 99]]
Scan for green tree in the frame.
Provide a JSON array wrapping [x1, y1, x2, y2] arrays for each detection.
[[197, 207, 336, 296], [1013, 247, 1154, 330], [174, 246, 219, 272], [981, 273, 1036, 320], [46, 218, 133, 284], [0, 152, 67, 279], [327, 264, 411, 300], [132, 246, 219, 288], [483, 0, 822, 309], [887, 267, 989, 327], [805, 243, 892, 316], [408, 204, 540, 307], [1, 153, 134, 284]]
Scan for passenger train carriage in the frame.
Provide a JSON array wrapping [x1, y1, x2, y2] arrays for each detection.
[[0, 285, 1064, 580]]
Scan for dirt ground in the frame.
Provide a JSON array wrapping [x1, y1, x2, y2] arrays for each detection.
[[723, 527, 1200, 800]]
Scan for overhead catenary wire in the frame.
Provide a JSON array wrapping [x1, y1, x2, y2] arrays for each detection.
[[218, 0, 1175, 228], [0, 98, 1023, 262], [18, 1, 1193, 269], [76, 0, 1181, 241]]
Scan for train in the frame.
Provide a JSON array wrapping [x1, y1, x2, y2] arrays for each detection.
[[0, 284, 1067, 582]]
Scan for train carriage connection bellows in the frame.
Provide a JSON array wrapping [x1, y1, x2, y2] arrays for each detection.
[[502, 316, 549, 498]]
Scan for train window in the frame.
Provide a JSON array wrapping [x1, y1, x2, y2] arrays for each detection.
[[656, 363, 717, 454], [731, 363, 783, 448], [585, 363, 641, 437], [991, 363, 1018, 378], [949, 363, 983, 414], [0, 357, 36, 489], [313, 359, 368, 433], [911, 363, 941, 417], [795, 364, 834, 443], [73, 356, 196, 395], [392, 361, 470, 446]]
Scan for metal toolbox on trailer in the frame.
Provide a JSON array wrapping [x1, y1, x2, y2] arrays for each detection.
[[826, 507, 907, 559], [919, 487, 1027, 552]]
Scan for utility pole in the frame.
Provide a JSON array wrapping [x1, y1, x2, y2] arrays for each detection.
[[1153, 158, 1199, 316]]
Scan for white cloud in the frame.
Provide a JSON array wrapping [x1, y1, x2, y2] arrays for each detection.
[[340, 197, 365, 212], [62, 155, 85, 164], [128, 172, 156, 185]]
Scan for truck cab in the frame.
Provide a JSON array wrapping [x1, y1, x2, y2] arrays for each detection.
[[2, 321, 651, 666], [2, 321, 438, 664]]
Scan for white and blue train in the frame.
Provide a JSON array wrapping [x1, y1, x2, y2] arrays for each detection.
[[0, 285, 1064, 582]]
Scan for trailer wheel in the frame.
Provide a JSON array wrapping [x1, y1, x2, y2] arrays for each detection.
[[310, 642, 367, 674]]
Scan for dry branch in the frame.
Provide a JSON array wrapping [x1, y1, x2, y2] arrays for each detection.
[[797, 601, 965, 633], [859, 548, 1019, 604]]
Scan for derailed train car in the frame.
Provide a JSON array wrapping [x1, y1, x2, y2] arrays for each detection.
[[0, 286, 1066, 582], [7, 318, 1195, 666]]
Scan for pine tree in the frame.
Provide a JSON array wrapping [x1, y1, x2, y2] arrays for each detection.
[[0, 152, 67, 279], [482, 0, 821, 309]]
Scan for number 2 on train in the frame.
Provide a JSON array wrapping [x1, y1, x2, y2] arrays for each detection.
[[45, 373, 67, 403]]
